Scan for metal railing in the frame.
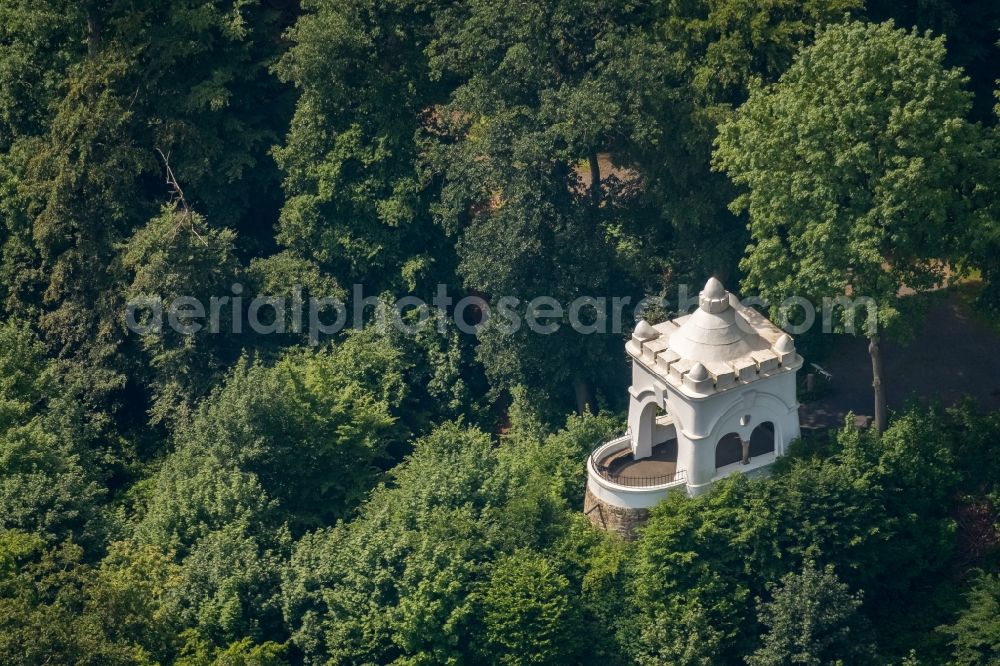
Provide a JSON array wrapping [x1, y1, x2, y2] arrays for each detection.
[[589, 436, 687, 488]]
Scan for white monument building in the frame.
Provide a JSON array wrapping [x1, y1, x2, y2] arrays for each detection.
[[584, 277, 803, 536]]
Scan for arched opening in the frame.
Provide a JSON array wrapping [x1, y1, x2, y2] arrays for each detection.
[[629, 399, 659, 459], [748, 421, 775, 457], [715, 433, 743, 468]]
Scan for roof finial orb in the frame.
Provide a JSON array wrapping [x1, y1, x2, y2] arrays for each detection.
[[703, 277, 726, 298], [775, 333, 795, 353], [699, 277, 730, 313]]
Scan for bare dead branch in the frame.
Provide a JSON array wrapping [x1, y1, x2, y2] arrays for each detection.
[[155, 148, 207, 246]]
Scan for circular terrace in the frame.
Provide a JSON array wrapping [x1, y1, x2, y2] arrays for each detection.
[[588, 435, 686, 489]]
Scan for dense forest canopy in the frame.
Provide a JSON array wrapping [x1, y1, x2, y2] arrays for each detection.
[[0, 0, 998, 663]]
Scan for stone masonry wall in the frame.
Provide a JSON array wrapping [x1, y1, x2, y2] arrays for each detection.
[[584, 485, 649, 540]]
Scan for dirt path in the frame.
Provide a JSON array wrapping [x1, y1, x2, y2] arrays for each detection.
[[799, 292, 1000, 429]]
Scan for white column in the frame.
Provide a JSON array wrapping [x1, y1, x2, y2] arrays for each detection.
[[628, 397, 655, 459]]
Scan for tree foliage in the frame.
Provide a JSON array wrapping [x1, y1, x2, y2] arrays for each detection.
[[717, 20, 981, 331], [747, 561, 876, 666], [715, 19, 990, 430], [0, 2, 997, 663], [483, 550, 582, 665], [0, 322, 104, 548], [273, 0, 451, 294], [939, 572, 1000, 665], [0, 0, 292, 404]]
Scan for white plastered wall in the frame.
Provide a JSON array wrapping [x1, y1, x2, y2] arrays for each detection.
[[627, 360, 800, 496]]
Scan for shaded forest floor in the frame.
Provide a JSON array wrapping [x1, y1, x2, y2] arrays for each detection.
[[800, 287, 1000, 428]]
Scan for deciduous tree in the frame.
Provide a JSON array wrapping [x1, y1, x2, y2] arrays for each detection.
[[747, 562, 876, 666], [715, 20, 983, 432]]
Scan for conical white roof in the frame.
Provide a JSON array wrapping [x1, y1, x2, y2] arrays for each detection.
[[668, 279, 768, 363]]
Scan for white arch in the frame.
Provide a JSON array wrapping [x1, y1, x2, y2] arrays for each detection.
[[628, 393, 661, 459], [714, 432, 743, 468], [748, 421, 776, 457], [708, 391, 792, 447]]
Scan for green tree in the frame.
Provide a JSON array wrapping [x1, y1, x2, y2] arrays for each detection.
[[129, 335, 407, 653], [939, 572, 1000, 665], [133, 420, 290, 652], [634, 599, 725, 666], [167, 523, 290, 652], [338, 302, 491, 442], [747, 562, 876, 666], [135, 444, 276, 557], [498, 387, 620, 508], [715, 19, 984, 432], [610, 0, 860, 284], [0, 322, 104, 548], [0, 416, 104, 549], [425, 0, 645, 413], [122, 204, 243, 426], [155, 340, 399, 535], [79, 540, 185, 663], [280, 423, 505, 664], [175, 633, 288, 666], [279, 415, 606, 664], [628, 478, 756, 663], [134, 443, 289, 653], [0, 533, 93, 665], [762, 412, 957, 600], [964, 89, 1000, 312], [627, 406, 964, 662], [0, 532, 171, 664], [0, 0, 293, 407], [0, 529, 278, 665], [483, 550, 581, 665], [273, 0, 451, 294], [865, 0, 1000, 121]]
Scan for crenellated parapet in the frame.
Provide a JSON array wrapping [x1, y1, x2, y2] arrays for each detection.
[[586, 277, 803, 536]]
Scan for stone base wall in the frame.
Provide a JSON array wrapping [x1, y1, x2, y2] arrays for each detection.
[[583, 485, 649, 540]]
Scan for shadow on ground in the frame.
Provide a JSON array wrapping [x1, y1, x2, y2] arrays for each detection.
[[800, 292, 1000, 429]]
